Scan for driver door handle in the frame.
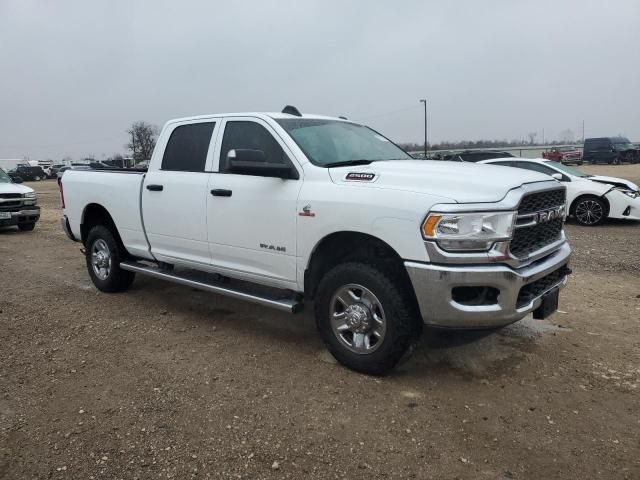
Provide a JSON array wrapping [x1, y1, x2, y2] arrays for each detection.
[[211, 189, 232, 197], [146, 184, 163, 191]]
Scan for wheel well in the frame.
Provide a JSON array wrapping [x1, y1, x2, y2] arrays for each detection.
[[569, 194, 610, 217], [304, 232, 410, 300], [80, 204, 126, 251]]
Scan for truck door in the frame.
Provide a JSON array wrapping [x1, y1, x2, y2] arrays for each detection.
[[142, 120, 218, 265], [206, 118, 302, 287]]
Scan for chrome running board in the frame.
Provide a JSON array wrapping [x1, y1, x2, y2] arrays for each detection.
[[120, 261, 303, 313]]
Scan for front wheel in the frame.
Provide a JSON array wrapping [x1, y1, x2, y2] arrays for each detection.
[[85, 225, 135, 292], [573, 196, 606, 226], [315, 262, 423, 375]]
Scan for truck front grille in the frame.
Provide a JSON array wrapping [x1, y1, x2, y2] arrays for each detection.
[[510, 189, 566, 259], [516, 264, 569, 308], [0, 193, 22, 199], [517, 189, 566, 215]]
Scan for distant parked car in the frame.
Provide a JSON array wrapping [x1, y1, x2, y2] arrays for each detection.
[[0, 168, 40, 231], [56, 165, 91, 184], [542, 146, 582, 165], [446, 150, 515, 162], [582, 137, 639, 164], [8, 165, 48, 181], [479, 158, 640, 226]]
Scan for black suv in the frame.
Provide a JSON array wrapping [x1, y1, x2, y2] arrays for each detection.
[[582, 137, 639, 164], [8, 165, 48, 181]]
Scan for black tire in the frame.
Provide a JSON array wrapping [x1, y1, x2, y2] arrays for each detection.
[[314, 262, 423, 375], [18, 223, 35, 231], [85, 225, 135, 292], [572, 195, 607, 226], [612, 156, 621, 165]]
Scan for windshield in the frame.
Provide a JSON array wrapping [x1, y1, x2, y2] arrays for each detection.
[[276, 119, 412, 166], [0, 169, 12, 183], [545, 161, 590, 177], [557, 146, 575, 152], [613, 138, 635, 149]]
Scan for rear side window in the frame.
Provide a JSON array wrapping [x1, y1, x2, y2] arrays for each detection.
[[161, 122, 215, 172], [516, 162, 556, 176], [219, 121, 289, 172], [490, 161, 517, 167]]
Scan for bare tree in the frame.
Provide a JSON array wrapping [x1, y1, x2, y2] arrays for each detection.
[[559, 129, 575, 143], [527, 132, 538, 145], [127, 121, 159, 163]]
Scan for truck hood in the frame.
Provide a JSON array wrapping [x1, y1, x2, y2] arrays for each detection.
[[0, 182, 33, 195], [328, 160, 554, 203], [588, 175, 639, 192]]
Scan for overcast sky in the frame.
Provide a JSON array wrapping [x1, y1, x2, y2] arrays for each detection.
[[1, 0, 638, 160]]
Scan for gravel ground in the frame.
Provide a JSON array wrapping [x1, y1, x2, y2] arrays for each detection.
[[1, 165, 639, 479]]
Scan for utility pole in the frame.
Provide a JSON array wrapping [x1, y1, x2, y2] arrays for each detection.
[[542, 128, 545, 145], [582, 120, 585, 143], [419, 99, 427, 157]]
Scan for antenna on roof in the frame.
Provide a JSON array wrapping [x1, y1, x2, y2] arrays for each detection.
[[282, 105, 302, 117], [338, 116, 348, 120]]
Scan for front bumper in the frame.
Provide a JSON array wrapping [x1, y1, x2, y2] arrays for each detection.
[[0, 207, 40, 227], [606, 191, 640, 221], [405, 242, 571, 329]]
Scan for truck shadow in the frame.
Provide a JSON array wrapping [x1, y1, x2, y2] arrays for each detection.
[[129, 276, 567, 380]]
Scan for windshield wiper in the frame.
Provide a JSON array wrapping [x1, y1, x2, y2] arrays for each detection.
[[323, 159, 374, 168]]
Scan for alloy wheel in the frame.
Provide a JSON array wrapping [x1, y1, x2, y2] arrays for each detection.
[[330, 284, 386, 354]]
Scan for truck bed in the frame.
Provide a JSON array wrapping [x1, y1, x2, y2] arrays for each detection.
[[61, 169, 152, 259]]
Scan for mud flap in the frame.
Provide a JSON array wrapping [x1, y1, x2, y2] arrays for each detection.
[[533, 288, 559, 320]]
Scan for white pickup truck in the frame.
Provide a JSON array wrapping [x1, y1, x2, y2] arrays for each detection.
[[60, 107, 571, 374]]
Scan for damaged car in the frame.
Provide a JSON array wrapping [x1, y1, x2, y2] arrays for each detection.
[[479, 158, 640, 226]]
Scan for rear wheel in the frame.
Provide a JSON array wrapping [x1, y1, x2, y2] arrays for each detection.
[[573, 196, 606, 226], [612, 156, 621, 165], [85, 225, 135, 292], [315, 262, 422, 375]]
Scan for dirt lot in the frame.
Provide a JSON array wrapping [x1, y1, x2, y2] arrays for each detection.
[[1, 165, 639, 479]]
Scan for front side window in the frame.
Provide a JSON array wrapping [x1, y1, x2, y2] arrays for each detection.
[[161, 122, 215, 172], [544, 161, 590, 177], [219, 121, 290, 172], [276, 119, 411, 166]]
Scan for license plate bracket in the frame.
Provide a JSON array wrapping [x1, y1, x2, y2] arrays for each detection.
[[533, 287, 559, 320]]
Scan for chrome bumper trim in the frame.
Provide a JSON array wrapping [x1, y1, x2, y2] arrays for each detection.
[[424, 232, 566, 269], [405, 242, 571, 329]]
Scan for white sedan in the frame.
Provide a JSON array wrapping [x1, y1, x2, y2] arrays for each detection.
[[479, 158, 640, 226]]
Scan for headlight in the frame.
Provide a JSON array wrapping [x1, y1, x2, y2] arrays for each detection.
[[23, 191, 37, 205], [422, 211, 516, 252]]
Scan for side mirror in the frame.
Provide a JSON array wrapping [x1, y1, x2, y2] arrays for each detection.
[[227, 149, 298, 179], [13, 176, 23, 184], [551, 173, 563, 181]]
